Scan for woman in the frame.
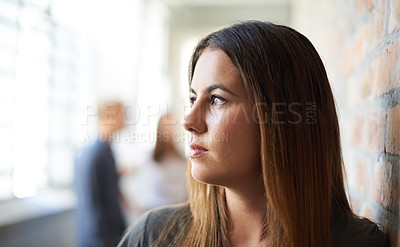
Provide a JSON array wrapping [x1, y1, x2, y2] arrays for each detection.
[[119, 114, 187, 220], [152, 113, 188, 205], [118, 21, 389, 247]]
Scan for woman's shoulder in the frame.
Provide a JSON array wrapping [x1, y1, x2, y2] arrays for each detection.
[[118, 203, 189, 247], [332, 214, 390, 247]]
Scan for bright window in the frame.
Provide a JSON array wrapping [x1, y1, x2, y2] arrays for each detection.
[[0, 0, 95, 200]]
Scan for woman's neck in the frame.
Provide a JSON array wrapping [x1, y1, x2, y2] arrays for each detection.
[[225, 181, 268, 247]]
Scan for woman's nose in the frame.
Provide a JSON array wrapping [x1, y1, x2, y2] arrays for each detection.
[[183, 103, 207, 134]]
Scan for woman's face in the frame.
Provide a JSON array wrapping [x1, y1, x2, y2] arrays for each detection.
[[183, 47, 261, 189]]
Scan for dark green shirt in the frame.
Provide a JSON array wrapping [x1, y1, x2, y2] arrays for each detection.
[[118, 204, 389, 247]]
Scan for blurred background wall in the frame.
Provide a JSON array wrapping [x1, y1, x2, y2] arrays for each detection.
[[0, 0, 398, 246]]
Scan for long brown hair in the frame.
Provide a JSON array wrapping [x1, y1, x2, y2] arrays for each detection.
[[157, 21, 352, 247]]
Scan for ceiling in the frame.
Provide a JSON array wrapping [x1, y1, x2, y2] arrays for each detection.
[[163, 0, 291, 7]]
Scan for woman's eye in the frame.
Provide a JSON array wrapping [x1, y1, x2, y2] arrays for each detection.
[[190, 97, 197, 106], [211, 95, 226, 106]]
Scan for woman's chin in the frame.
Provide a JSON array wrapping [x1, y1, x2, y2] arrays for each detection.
[[191, 166, 226, 187]]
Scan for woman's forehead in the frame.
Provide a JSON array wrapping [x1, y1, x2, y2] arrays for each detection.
[[191, 48, 243, 94]]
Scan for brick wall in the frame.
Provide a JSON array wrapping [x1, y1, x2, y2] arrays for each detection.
[[292, 0, 400, 245]]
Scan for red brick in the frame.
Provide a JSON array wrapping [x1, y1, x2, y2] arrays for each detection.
[[368, 0, 386, 48], [371, 158, 396, 211], [381, 160, 396, 210], [389, 0, 400, 32], [360, 203, 375, 221], [356, 0, 376, 14], [351, 116, 365, 146], [356, 158, 370, 195], [354, 27, 369, 66], [343, 48, 355, 76], [367, 0, 376, 11], [387, 105, 400, 155], [325, 29, 344, 58], [365, 109, 387, 152], [342, 154, 353, 183], [349, 196, 362, 215], [342, 27, 368, 76], [372, 41, 400, 97], [372, 160, 382, 203], [360, 67, 373, 101], [340, 6, 386, 77], [356, 0, 363, 13], [399, 160, 400, 215]]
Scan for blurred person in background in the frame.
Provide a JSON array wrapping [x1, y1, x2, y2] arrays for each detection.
[[74, 101, 127, 247], [120, 113, 187, 219], [152, 114, 188, 205]]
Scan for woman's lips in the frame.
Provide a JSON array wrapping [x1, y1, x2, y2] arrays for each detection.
[[189, 144, 208, 158]]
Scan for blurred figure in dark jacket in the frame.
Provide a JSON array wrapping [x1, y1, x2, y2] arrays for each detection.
[[74, 101, 126, 247]]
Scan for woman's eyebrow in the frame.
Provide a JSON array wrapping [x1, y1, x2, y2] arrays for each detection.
[[190, 84, 237, 96]]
